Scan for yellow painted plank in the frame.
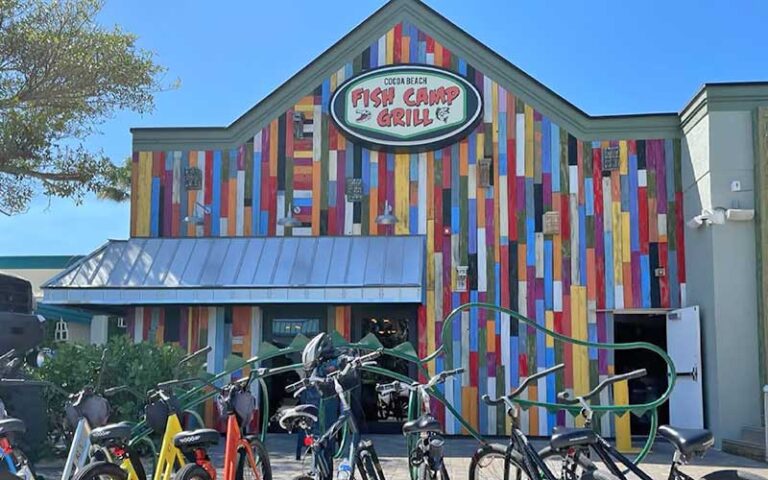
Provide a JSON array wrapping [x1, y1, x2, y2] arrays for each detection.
[[136, 152, 151, 237], [545, 311, 554, 348], [571, 286, 589, 396], [395, 153, 409, 234], [619, 140, 628, 175], [621, 212, 631, 263], [612, 199, 624, 285], [386, 29, 394, 65], [525, 105, 534, 178], [614, 380, 635, 452]]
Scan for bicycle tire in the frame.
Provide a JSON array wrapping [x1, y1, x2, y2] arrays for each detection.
[[236, 436, 272, 480], [438, 463, 449, 480], [71, 461, 128, 480], [291, 476, 313, 480], [699, 470, 768, 480], [468, 443, 527, 480], [537, 445, 596, 479], [175, 464, 212, 480]]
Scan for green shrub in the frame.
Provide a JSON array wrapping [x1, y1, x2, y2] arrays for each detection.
[[36, 336, 202, 431]]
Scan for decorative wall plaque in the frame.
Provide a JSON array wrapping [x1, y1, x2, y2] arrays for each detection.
[[602, 146, 620, 171], [543, 211, 561, 235], [184, 167, 202, 190], [345, 178, 363, 202]]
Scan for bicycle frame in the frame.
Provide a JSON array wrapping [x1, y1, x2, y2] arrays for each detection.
[[61, 417, 93, 480], [146, 412, 186, 480], [572, 436, 695, 480], [0, 436, 33, 480], [221, 414, 259, 480]]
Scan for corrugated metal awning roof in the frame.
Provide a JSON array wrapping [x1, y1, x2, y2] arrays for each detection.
[[42, 236, 424, 305]]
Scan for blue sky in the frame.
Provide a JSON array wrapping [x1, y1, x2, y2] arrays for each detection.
[[2, 0, 767, 255]]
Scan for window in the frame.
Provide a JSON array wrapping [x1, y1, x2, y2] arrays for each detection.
[[54, 319, 69, 342], [164, 308, 181, 343], [271, 318, 320, 337]]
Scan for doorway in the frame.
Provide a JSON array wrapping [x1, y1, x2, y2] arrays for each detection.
[[351, 305, 418, 433], [613, 313, 670, 434], [262, 305, 327, 431]]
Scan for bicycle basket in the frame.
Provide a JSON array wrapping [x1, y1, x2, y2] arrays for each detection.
[[66, 394, 110, 430], [217, 389, 256, 425], [145, 396, 180, 434]]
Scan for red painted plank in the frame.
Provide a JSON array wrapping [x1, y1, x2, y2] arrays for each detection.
[[638, 186, 649, 254]]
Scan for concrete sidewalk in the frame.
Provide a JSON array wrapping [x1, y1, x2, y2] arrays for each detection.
[[34, 434, 768, 480]]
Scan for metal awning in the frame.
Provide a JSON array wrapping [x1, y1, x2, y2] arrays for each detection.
[[42, 236, 424, 305]]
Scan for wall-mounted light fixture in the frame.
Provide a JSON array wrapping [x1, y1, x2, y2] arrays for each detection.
[[292, 112, 305, 139], [478, 157, 492, 188], [375, 200, 398, 225], [183, 201, 211, 225], [278, 202, 302, 227], [686, 207, 754, 229]]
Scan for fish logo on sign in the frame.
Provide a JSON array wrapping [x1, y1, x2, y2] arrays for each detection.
[[330, 65, 483, 151]]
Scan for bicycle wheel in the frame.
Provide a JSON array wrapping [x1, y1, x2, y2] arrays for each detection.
[[537, 445, 595, 479], [438, 463, 449, 480], [175, 464, 212, 480], [236, 437, 272, 480], [291, 476, 313, 480], [468, 443, 527, 480], [72, 461, 128, 480], [700, 471, 768, 480]]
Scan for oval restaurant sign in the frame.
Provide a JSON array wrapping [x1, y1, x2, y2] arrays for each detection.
[[330, 65, 482, 150]]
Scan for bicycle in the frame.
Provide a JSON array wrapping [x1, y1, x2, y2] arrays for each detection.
[[72, 346, 214, 480], [468, 363, 620, 480], [0, 349, 40, 480], [276, 349, 385, 480], [376, 367, 464, 480], [173, 367, 272, 480], [537, 369, 768, 480]]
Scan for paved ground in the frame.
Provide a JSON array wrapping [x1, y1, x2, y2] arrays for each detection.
[[35, 434, 768, 480]]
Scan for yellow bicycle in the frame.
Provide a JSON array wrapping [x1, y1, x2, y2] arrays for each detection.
[[72, 347, 217, 480]]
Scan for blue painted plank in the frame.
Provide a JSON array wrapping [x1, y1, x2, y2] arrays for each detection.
[[544, 240, 553, 309], [641, 255, 651, 307], [150, 177, 160, 237]]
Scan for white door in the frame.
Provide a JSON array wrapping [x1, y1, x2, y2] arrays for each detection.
[[666, 306, 704, 428]]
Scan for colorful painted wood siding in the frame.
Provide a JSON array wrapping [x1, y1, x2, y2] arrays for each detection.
[[130, 22, 685, 435]]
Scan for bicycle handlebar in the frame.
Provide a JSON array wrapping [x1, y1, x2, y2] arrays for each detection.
[[482, 363, 565, 406], [178, 346, 212, 367], [376, 367, 465, 394], [285, 349, 384, 397], [557, 368, 647, 405]]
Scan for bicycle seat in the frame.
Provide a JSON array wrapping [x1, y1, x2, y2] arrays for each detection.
[[402, 414, 442, 435], [549, 427, 598, 450], [173, 429, 220, 449], [278, 404, 318, 432], [0, 418, 25, 436], [90, 421, 133, 445], [658, 425, 714, 457]]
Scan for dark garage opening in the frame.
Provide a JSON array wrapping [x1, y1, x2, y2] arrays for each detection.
[[613, 313, 669, 434]]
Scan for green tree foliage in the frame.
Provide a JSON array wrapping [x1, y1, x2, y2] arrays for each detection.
[[35, 336, 202, 427], [0, 0, 167, 214]]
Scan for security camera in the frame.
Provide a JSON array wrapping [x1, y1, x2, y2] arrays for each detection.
[[686, 216, 703, 229]]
